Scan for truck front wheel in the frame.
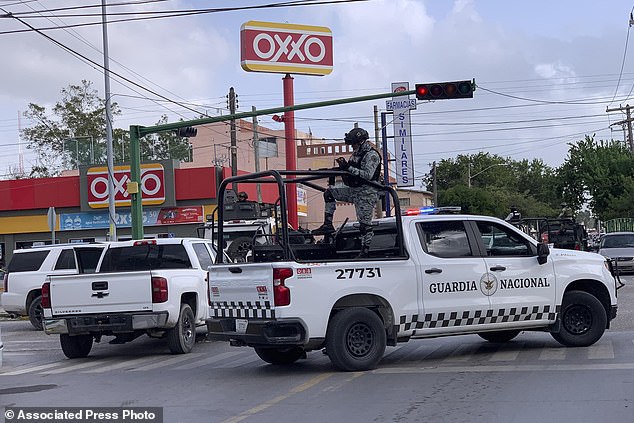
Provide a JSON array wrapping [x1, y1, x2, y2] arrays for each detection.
[[551, 290, 607, 347], [167, 303, 196, 354], [254, 347, 305, 365], [325, 307, 386, 371], [60, 334, 93, 359]]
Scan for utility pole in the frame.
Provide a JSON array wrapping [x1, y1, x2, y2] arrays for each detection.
[[432, 161, 438, 206], [606, 104, 634, 152], [228, 87, 238, 193], [373, 105, 383, 218], [101, 0, 117, 241], [252, 106, 262, 203]]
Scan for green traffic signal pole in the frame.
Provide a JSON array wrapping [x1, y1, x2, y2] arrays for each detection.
[[129, 88, 415, 239]]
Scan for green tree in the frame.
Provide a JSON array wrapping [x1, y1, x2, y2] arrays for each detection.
[[21, 81, 192, 177], [425, 153, 560, 218], [558, 135, 634, 221], [21, 80, 116, 176]]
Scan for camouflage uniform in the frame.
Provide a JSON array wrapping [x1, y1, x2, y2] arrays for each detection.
[[324, 140, 382, 248]]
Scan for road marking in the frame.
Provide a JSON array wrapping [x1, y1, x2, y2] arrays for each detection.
[[588, 342, 615, 359], [42, 359, 116, 374], [0, 361, 66, 376], [2, 351, 36, 356], [215, 355, 261, 368], [374, 362, 634, 374], [538, 348, 566, 360], [221, 373, 334, 423], [442, 344, 478, 363], [173, 351, 243, 370], [131, 353, 205, 372], [82, 356, 165, 373], [489, 347, 521, 362]]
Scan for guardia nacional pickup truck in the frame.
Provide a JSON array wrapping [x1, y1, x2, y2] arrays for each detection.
[[206, 170, 621, 371]]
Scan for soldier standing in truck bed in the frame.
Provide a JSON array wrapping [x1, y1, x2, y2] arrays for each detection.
[[312, 127, 382, 258]]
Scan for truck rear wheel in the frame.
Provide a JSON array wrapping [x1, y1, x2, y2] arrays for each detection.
[[325, 307, 386, 371], [551, 290, 607, 347], [167, 303, 196, 354], [254, 347, 305, 365], [477, 330, 521, 343], [28, 295, 43, 330], [60, 334, 93, 359]]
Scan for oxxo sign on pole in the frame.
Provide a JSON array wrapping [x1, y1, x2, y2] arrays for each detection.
[[240, 21, 333, 76], [387, 82, 416, 187], [240, 20, 333, 230]]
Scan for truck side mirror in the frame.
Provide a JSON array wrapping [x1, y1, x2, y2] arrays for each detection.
[[537, 242, 550, 265]]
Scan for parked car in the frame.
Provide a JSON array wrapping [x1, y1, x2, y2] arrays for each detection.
[[1, 243, 105, 329], [598, 232, 634, 274]]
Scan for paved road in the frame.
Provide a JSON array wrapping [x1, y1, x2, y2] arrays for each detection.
[[0, 277, 632, 423]]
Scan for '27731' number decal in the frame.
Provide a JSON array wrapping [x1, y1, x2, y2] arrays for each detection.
[[335, 268, 382, 279]]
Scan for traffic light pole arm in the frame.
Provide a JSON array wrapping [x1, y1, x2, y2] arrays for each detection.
[[135, 89, 416, 137], [128, 88, 416, 239]]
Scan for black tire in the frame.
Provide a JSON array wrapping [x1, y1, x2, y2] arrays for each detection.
[[551, 290, 607, 347], [325, 307, 386, 372], [28, 295, 43, 330], [254, 347, 305, 365], [167, 303, 196, 354], [477, 330, 521, 343], [60, 334, 93, 359], [226, 237, 253, 263]]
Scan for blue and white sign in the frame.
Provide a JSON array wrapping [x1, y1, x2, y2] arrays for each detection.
[[391, 82, 415, 187], [386, 98, 416, 111]]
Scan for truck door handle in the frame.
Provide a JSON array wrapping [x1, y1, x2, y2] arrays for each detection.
[[91, 281, 108, 290], [425, 268, 442, 274], [489, 265, 506, 272], [228, 267, 243, 274]]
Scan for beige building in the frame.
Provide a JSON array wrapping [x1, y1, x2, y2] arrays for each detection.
[[182, 119, 433, 229]]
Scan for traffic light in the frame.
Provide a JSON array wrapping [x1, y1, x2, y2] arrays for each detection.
[[415, 80, 474, 100], [176, 127, 197, 137]]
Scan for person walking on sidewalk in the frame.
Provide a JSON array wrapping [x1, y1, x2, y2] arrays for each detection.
[[312, 127, 382, 258]]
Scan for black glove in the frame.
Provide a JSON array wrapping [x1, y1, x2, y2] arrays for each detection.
[[336, 157, 349, 170]]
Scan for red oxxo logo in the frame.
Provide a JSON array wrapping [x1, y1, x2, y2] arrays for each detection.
[[87, 163, 165, 208], [240, 20, 333, 76]]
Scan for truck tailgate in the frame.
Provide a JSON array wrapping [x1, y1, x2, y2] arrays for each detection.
[[49, 271, 153, 315], [209, 263, 276, 318]]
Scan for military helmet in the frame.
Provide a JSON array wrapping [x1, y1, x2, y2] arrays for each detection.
[[344, 127, 369, 145]]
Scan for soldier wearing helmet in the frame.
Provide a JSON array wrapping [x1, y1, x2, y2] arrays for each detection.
[[312, 127, 382, 258]]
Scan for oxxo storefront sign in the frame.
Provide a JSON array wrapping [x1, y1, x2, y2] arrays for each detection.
[[87, 163, 165, 208], [240, 20, 333, 76]]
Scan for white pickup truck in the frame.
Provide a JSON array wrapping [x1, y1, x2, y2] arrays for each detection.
[[43, 238, 222, 358], [206, 170, 621, 371]]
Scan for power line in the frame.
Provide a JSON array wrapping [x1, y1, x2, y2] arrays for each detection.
[[0, 0, 369, 34]]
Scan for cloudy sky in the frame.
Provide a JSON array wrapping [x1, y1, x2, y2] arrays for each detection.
[[1, 0, 633, 186]]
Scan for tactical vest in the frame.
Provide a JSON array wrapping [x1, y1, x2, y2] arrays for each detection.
[[342, 146, 382, 188]]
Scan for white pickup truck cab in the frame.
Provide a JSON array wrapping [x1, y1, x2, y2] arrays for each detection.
[[206, 171, 621, 371], [43, 238, 221, 358]]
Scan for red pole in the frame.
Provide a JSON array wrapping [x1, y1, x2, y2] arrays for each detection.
[[283, 74, 298, 229]]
